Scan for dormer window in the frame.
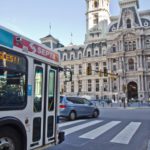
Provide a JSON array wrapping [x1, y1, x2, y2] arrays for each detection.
[[88, 51, 91, 57], [64, 55, 67, 61], [127, 19, 131, 28], [79, 53, 82, 59], [71, 54, 74, 60]]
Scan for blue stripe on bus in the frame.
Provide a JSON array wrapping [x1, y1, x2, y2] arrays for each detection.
[[0, 29, 13, 48]]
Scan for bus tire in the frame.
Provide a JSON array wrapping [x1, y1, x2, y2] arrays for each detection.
[[0, 126, 22, 150]]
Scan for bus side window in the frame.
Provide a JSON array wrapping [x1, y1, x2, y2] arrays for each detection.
[[48, 70, 56, 111], [34, 67, 43, 112]]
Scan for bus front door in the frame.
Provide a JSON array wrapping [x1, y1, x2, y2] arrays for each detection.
[[45, 66, 57, 145], [32, 64, 58, 149], [32, 63, 45, 149]]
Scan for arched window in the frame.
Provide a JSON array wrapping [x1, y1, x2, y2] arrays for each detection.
[[94, 0, 99, 8], [127, 19, 131, 28], [112, 44, 116, 52], [128, 59, 134, 70]]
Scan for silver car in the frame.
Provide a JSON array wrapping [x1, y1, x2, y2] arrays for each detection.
[[59, 96, 100, 120]]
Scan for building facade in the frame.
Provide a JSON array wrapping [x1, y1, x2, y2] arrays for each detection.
[[45, 0, 150, 102]]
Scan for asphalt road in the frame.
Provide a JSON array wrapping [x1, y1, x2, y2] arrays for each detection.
[[48, 108, 150, 150]]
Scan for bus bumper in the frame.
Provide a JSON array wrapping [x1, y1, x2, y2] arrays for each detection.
[[58, 131, 65, 144]]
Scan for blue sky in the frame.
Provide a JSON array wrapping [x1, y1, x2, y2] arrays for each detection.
[[0, 0, 150, 46]]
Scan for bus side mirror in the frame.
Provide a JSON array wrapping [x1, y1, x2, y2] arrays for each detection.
[[63, 67, 72, 82]]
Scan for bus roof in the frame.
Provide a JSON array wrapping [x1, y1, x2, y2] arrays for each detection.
[[0, 25, 60, 66]]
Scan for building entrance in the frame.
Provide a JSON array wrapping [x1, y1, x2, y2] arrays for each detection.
[[127, 82, 138, 100]]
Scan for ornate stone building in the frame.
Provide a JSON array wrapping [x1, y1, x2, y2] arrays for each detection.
[[44, 0, 150, 101]]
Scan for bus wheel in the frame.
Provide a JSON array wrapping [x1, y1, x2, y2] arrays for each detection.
[[0, 127, 22, 150]]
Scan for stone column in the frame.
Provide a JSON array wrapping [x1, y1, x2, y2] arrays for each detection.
[[138, 75, 141, 92], [109, 78, 112, 92], [92, 79, 95, 93], [141, 75, 144, 91]]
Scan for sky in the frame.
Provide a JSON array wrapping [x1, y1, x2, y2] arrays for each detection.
[[0, 0, 150, 46]]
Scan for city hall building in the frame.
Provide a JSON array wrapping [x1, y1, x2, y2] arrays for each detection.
[[41, 0, 150, 102]]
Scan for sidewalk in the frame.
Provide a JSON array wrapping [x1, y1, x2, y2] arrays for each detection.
[[96, 102, 150, 109]]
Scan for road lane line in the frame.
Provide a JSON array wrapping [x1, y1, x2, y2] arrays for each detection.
[[59, 120, 86, 127], [79, 121, 121, 139], [64, 120, 103, 135], [111, 122, 141, 144]]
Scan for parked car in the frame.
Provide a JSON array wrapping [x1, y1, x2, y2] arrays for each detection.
[[59, 96, 100, 120]]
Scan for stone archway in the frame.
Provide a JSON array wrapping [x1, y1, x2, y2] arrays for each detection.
[[127, 81, 138, 100]]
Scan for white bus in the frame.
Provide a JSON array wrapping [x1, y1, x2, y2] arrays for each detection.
[[0, 26, 66, 150]]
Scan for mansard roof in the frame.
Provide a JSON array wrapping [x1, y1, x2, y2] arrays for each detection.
[[56, 44, 85, 52]]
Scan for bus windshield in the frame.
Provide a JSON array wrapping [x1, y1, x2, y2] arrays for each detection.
[[0, 50, 27, 110]]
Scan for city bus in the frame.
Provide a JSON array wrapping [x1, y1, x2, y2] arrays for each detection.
[[0, 26, 66, 150]]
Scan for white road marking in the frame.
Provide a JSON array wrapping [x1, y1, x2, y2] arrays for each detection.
[[64, 120, 103, 135], [111, 122, 141, 144], [79, 121, 121, 139], [59, 120, 86, 127]]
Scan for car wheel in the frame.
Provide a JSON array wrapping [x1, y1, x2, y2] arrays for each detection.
[[92, 110, 99, 118], [69, 111, 76, 121], [0, 126, 23, 150]]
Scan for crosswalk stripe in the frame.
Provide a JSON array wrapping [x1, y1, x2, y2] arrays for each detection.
[[110, 122, 141, 144], [79, 121, 121, 139], [64, 120, 103, 135], [59, 120, 86, 127]]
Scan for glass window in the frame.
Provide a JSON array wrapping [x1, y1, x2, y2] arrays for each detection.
[[64, 55, 67, 61], [79, 64, 82, 75], [128, 59, 134, 70], [78, 80, 82, 92], [95, 62, 99, 74], [0, 50, 27, 110], [79, 53, 82, 59], [94, 0, 99, 8], [93, 14, 98, 25], [88, 51, 91, 57], [95, 79, 99, 91], [34, 67, 43, 112], [88, 79, 92, 92], [71, 81, 74, 92], [127, 19, 131, 28], [48, 70, 56, 111], [133, 41, 136, 50], [112, 44, 116, 52]]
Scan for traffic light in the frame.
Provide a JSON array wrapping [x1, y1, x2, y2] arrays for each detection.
[[86, 65, 92, 75], [99, 70, 102, 77], [104, 68, 108, 76]]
